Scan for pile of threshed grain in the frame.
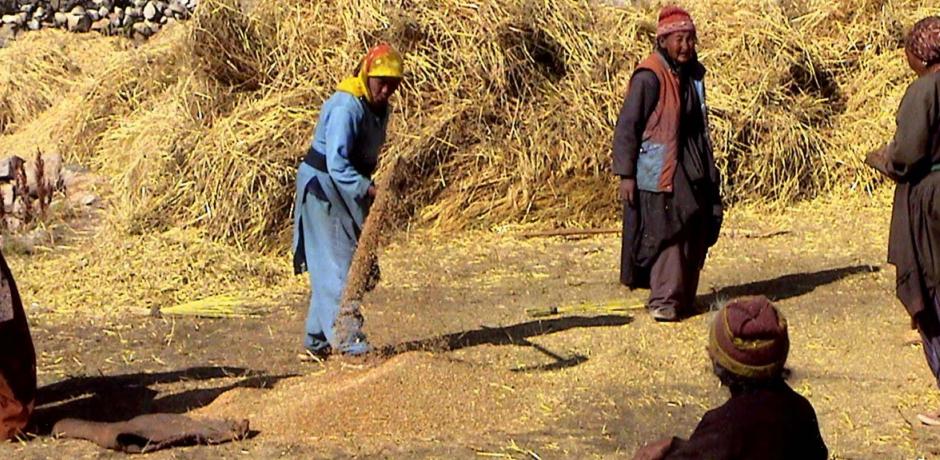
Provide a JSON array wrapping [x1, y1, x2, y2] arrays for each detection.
[[0, 0, 938, 252], [194, 352, 553, 445]]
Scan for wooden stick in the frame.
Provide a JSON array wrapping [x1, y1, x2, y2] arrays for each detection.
[[725, 229, 792, 239], [517, 228, 620, 239], [525, 301, 645, 318], [334, 156, 403, 346]]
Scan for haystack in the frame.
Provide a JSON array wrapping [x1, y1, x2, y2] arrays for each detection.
[[0, 0, 938, 246]]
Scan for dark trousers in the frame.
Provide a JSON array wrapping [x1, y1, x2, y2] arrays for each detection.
[[918, 291, 940, 388], [648, 220, 708, 313]]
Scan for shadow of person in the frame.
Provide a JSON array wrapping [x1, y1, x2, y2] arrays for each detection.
[[380, 314, 633, 371], [687, 264, 880, 319], [30, 366, 296, 435]]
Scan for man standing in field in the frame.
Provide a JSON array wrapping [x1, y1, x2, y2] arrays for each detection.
[[612, 6, 723, 322]]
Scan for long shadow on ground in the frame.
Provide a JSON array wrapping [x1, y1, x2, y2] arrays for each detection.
[[31, 366, 297, 435], [382, 315, 634, 372], [691, 265, 880, 317]]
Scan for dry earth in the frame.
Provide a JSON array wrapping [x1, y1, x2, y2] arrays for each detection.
[[3, 195, 939, 459]]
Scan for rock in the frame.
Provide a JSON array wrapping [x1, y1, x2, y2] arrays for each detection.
[[0, 183, 13, 208], [91, 17, 109, 33], [0, 156, 23, 182], [53, 11, 67, 27], [87, 10, 99, 21], [24, 153, 63, 197], [132, 0, 146, 7], [159, 15, 167, 24], [125, 6, 141, 18], [19, 4, 34, 14], [70, 5, 85, 15], [98, 7, 109, 19], [107, 11, 120, 26], [143, 2, 158, 20], [131, 20, 151, 36], [67, 13, 91, 33], [112, 6, 124, 19], [52, 1, 85, 11], [167, 1, 186, 17], [146, 19, 160, 34], [0, 23, 15, 44], [78, 193, 99, 207], [26, 19, 40, 30], [34, 6, 46, 20], [3, 13, 23, 27]]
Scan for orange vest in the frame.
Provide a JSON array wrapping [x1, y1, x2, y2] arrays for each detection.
[[633, 53, 705, 192]]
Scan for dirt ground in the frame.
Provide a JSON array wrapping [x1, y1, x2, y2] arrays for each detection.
[[3, 195, 940, 459]]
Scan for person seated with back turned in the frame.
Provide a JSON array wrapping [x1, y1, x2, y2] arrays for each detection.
[[633, 296, 828, 460]]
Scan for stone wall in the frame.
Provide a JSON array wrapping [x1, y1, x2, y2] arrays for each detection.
[[0, 0, 198, 45]]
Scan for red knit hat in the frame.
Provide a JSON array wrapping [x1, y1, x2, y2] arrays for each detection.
[[708, 296, 789, 379], [657, 5, 696, 38], [908, 16, 940, 65]]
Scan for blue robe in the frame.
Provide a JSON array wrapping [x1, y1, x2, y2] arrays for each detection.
[[292, 91, 388, 355]]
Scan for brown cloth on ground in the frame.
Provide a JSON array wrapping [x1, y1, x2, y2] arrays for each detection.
[[868, 71, 940, 319], [52, 414, 250, 453], [0, 249, 36, 441]]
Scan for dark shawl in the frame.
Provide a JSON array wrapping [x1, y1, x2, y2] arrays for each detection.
[[663, 380, 828, 460], [0, 249, 35, 440]]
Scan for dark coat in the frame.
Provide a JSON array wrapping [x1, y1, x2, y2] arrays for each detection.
[[0, 249, 35, 440], [664, 380, 828, 460], [613, 52, 723, 288], [872, 71, 940, 319]]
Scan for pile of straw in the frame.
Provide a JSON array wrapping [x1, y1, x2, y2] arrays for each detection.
[[1, 0, 939, 250], [11, 225, 302, 319]]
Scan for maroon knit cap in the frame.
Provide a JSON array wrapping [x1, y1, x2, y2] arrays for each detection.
[[908, 16, 940, 65], [708, 296, 789, 379], [657, 6, 696, 38]]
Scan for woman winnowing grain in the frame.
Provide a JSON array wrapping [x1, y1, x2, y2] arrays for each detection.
[[866, 16, 940, 426], [291, 44, 403, 357]]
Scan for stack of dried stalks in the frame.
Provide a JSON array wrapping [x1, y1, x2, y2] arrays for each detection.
[[0, 0, 939, 248]]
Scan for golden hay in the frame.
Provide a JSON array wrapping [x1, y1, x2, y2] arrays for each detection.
[[10, 225, 302, 319], [0, 0, 937, 251]]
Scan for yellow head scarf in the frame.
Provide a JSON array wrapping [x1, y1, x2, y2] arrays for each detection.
[[336, 43, 404, 103]]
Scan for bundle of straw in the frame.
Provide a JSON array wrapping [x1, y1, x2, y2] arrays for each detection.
[[160, 294, 261, 318]]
